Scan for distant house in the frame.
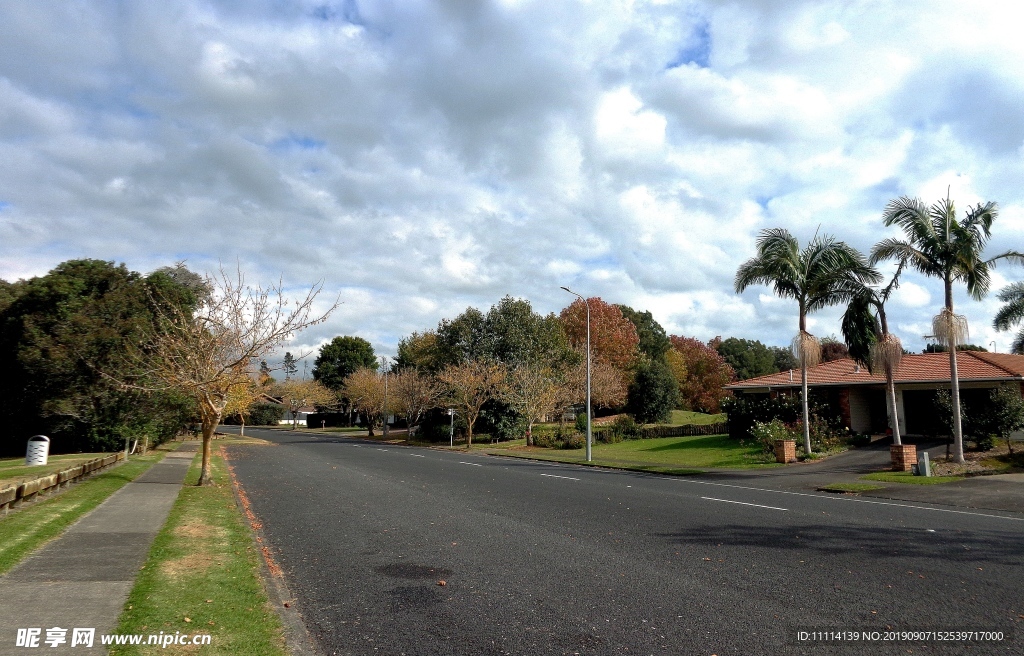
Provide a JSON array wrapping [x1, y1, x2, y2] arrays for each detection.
[[281, 406, 316, 426], [725, 351, 1024, 436]]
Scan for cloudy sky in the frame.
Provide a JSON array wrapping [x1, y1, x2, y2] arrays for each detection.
[[3, 0, 1024, 364]]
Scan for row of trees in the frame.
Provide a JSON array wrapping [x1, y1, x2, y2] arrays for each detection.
[[735, 194, 1024, 462], [298, 298, 739, 446]]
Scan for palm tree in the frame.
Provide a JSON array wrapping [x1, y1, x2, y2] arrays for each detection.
[[871, 195, 1024, 463], [841, 262, 906, 446], [736, 228, 880, 454], [993, 282, 1024, 354]]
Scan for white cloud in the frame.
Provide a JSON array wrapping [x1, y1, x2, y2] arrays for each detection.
[[3, 0, 1024, 357]]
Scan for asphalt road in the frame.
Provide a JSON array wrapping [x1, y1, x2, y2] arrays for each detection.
[[221, 427, 1024, 655]]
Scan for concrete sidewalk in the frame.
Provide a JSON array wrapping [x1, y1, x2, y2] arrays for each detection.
[[0, 443, 198, 654]]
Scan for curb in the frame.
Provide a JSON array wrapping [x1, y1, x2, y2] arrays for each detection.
[[220, 445, 321, 656]]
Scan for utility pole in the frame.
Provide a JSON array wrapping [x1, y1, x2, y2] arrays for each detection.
[[381, 356, 389, 439]]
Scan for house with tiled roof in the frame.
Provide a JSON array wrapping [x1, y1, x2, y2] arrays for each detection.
[[725, 351, 1024, 436]]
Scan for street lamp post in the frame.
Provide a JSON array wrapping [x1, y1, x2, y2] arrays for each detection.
[[561, 286, 592, 462], [381, 356, 389, 439], [448, 408, 455, 448]]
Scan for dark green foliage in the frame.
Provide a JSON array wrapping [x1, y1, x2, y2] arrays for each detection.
[[434, 297, 573, 369], [769, 346, 798, 372], [721, 394, 802, 441], [611, 414, 642, 440], [0, 259, 196, 455], [616, 305, 671, 361], [950, 385, 1024, 452], [922, 343, 988, 353], [282, 352, 298, 379], [479, 399, 527, 442], [575, 413, 588, 434], [312, 336, 377, 390], [245, 403, 284, 426], [841, 292, 881, 369], [626, 359, 680, 424], [715, 338, 778, 381]]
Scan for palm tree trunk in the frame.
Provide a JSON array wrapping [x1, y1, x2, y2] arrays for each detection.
[[946, 279, 965, 463], [801, 366, 812, 454], [886, 371, 901, 445]]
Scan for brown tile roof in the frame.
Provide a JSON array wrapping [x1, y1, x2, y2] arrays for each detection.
[[726, 351, 1024, 389]]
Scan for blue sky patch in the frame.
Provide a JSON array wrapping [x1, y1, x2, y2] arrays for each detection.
[[270, 134, 327, 152], [311, 0, 363, 25], [667, 20, 711, 69]]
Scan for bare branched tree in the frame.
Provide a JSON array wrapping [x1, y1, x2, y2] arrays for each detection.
[[501, 363, 564, 445], [343, 368, 394, 437], [131, 267, 334, 485], [390, 369, 444, 437], [437, 360, 506, 447], [271, 378, 336, 429]]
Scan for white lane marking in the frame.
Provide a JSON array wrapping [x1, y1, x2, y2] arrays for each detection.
[[458, 461, 483, 467], [671, 479, 1024, 522], [540, 473, 580, 481], [701, 496, 787, 511], [410, 454, 426, 458], [377, 448, 388, 452]]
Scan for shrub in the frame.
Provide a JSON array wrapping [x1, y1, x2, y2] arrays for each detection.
[[748, 419, 794, 456], [575, 413, 588, 434], [561, 433, 585, 449], [612, 414, 642, 440], [721, 394, 801, 441], [247, 403, 285, 426]]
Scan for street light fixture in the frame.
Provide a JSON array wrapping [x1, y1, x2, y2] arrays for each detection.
[[561, 286, 592, 462]]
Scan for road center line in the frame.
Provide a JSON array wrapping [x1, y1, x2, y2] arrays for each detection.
[[458, 461, 482, 467], [701, 496, 787, 511], [410, 454, 426, 458], [672, 478, 1024, 522], [540, 473, 580, 481]]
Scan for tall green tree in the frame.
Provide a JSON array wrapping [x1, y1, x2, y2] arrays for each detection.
[[715, 338, 777, 381], [313, 336, 378, 390], [0, 260, 197, 455], [616, 305, 671, 361], [841, 263, 906, 445], [625, 358, 680, 424], [282, 352, 298, 380], [736, 229, 880, 454], [871, 195, 1023, 462]]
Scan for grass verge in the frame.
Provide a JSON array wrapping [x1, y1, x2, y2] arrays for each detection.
[[662, 410, 727, 427], [0, 447, 169, 575], [479, 433, 778, 471], [861, 471, 965, 485], [817, 482, 885, 493], [0, 453, 108, 486], [110, 448, 285, 656]]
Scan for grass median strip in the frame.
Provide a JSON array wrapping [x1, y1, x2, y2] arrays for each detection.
[[479, 433, 777, 472], [861, 471, 965, 485], [0, 447, 169, 575], [817, 482, 885, 493], [110, 448, 286, 655]]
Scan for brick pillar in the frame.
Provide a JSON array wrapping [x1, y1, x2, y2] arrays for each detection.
[[774, 439, 796, 464], [890, 444, 917, 471]]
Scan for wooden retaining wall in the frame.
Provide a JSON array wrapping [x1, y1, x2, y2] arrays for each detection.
[[0, 453, 125, 513]]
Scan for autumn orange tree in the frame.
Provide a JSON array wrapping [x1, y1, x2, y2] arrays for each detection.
[[134, 268, 333, 485], [272, 378, 335, 429], [559, 297, 640, 371], [669, 336, 735, 414], [437, 360, 506, 446]]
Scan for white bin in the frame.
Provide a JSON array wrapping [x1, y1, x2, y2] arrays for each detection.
[[26, 435, 50, 466]]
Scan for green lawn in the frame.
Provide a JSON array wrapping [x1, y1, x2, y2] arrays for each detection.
[[0, 453, 109, 486], [861, 471, 965, 485], [662, 410, 727, 426], [110, 447, 286, 655], [0, 447, 169, 575], [481, 433, 776, 472]]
